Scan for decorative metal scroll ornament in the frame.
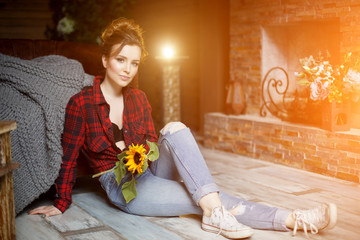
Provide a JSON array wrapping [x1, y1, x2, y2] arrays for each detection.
[[260, 67, 291, 120]]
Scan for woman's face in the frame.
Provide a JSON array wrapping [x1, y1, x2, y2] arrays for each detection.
[[102, 44, 141, 88]]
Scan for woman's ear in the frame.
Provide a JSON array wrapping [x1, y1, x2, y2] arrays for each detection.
[[102, 55, 108, 69]]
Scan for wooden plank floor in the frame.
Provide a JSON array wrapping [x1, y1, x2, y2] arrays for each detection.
[[16, 146, 360, 240]]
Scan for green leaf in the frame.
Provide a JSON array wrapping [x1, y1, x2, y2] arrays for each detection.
[[303, 66, 311, 71], [122, 177, 137, 203], [117, 151, 127, 161], [146, 140, 159, 162], [141, 160, 149, 174], [114, 161, 126, 185], [297, 79, 310, 86]]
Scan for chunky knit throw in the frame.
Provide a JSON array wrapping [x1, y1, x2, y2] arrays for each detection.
[[0, 53, 93, 214]]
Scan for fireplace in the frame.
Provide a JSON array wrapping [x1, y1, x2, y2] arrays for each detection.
[[204, 1, 360, 183], [260, 20, 340, 121]]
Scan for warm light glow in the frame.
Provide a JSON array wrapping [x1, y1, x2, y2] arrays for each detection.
[[162, 45, 175, 59]]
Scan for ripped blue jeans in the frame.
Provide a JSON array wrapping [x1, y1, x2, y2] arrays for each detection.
[[99, 122, 290, 230]]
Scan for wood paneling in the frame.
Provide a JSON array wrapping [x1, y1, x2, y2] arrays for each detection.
[[0, 121, 18, 240], [0, 0, 52, 39]]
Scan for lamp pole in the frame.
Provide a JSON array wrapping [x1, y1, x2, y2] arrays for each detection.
[[155, 46, 188, 125]]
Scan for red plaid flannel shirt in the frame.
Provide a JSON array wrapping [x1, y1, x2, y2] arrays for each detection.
[[54, 76, 158, 212]]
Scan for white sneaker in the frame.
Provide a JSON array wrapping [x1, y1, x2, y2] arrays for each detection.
[[292, 203, 337, 237], [202, 206, 255, 239]]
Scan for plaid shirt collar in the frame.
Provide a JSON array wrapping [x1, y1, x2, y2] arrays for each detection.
[[93, 76, 131, 105]]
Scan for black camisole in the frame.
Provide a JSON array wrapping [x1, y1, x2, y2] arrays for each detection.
[[112, 122, 124, 142]]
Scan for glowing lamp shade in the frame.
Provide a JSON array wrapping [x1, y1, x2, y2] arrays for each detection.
[[162, 45, 175, 59]]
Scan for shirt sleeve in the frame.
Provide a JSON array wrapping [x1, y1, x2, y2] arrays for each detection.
[[54, 96, 85, 212]]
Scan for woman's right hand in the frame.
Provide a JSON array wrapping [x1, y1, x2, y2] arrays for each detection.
[[28, 205, 62, 217]]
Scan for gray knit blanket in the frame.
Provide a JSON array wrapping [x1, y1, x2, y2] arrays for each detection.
[[0, 53, 93, 214]]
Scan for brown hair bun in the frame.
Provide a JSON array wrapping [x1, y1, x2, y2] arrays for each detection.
[[101, 18, 148, 60]]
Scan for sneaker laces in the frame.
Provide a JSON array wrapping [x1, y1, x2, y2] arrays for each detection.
[[213, 206, 236, 238], [292, 209, 320, 238], [214, 206, 225, 237]]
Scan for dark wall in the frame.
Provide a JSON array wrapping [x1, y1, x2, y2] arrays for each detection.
[[0, 0, 51, 39], [0, 0, 229, 133], [131, 0, 229, 133], [198, 0, 228, 132], [130, 0, 200, 132]]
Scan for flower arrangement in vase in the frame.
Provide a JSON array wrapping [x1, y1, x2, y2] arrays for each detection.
[[296, 52, 360, 131], [296, 52, 360, 103]]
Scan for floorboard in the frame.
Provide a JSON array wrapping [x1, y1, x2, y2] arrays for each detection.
[[15, 146, 360, 240], [65, 230, 125, 240], [73, 192, 185, 240]]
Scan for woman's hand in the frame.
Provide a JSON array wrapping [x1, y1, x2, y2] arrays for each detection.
[[28, 205, 62, 217]]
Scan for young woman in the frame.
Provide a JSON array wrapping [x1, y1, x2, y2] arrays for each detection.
[[29, 18, 337, 239]]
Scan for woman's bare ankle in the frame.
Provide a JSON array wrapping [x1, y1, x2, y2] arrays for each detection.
[[199, 192, 222, 217], [285, 212, 297, 229]]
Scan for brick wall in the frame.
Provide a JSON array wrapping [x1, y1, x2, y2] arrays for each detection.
[[206, 0, 360, 183], [204, 113, 360, 183], [230, 0, 360, 114]]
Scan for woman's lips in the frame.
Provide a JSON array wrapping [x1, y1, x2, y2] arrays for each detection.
[[120, 75, 130, 81]]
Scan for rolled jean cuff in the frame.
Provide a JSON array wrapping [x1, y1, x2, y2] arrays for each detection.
[[192, 183, 220, 206], [273, 208, 292, 231]]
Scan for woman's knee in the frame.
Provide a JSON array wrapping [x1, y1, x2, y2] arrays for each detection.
[[160, 121, 187, 135]]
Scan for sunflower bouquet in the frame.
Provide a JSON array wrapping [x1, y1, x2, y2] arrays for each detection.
[[93, 141, 159, 203]]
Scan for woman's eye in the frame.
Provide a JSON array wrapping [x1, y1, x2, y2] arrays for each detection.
[[116, 58, 125, 63], [132, 62, 139, 67]]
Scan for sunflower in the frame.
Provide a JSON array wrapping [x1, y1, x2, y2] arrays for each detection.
[[125, 144, 147, 174]]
